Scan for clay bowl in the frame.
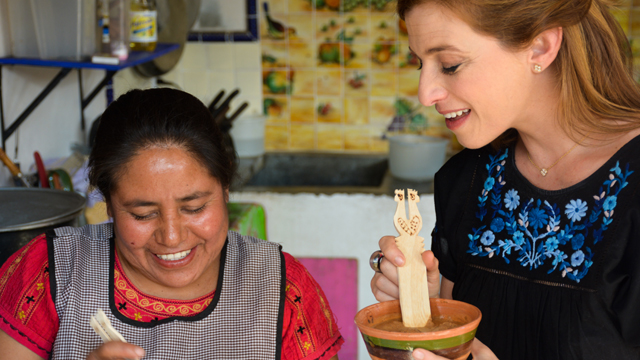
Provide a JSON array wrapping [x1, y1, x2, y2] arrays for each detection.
[[355, 299, 481, 360]]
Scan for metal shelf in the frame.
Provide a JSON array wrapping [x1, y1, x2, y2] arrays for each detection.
[[0, 43, 180, 150]]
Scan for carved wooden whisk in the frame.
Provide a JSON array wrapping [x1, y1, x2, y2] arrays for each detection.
[[393, 189, 431, 327]]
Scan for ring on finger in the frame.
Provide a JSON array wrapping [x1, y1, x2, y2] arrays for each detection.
[[369, 250, 385, 273]]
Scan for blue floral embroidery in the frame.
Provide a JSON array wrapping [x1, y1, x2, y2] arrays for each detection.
[[565, 199, 588, 222], [468, 151, 633, 283]]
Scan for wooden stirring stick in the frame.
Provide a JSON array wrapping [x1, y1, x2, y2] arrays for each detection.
[[393, 188, 431, 327]]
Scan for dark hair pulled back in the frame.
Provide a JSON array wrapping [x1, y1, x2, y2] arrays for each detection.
[[88, 88, 236, 203]]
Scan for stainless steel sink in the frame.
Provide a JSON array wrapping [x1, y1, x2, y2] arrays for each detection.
[[231, 153, 391, 194]]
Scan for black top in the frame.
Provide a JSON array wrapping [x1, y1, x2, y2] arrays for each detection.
[[432, 134, 640, 359]]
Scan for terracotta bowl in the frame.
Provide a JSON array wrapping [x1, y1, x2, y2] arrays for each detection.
[[355, 299, 482, 360]]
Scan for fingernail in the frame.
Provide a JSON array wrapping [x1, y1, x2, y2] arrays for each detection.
[[135, 348, 146, 357], [395, 256, 405, 266], [413, 350, 425, 359]]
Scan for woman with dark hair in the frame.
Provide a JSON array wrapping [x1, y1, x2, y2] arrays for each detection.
[[0, 88, 343, 359], [371, 0, 640, 359]]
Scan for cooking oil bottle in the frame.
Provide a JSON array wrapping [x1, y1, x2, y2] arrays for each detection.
[[129, 0, 157, 51]]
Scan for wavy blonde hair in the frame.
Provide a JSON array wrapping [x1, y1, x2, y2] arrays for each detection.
[[398, 0, 640, 144]]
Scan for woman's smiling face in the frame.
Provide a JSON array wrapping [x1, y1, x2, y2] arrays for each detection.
[[406, 2, 536, 149], [107, 145, 229, 298]]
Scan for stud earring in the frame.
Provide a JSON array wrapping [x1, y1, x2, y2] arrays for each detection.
[[534, 64, 542, 73]]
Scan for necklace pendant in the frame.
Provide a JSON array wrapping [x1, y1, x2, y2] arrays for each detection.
[[540, 168, 548, 176]]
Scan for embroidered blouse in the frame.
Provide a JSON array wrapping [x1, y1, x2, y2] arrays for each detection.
[[0, 234, 343, 359], [431, 135, 640, 359]]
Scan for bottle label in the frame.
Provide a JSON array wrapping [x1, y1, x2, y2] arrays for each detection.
[[130, 10, 157, 43]]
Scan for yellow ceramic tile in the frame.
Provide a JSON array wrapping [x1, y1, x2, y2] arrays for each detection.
[[261, 41, 289, 69], [291, 69, 316, 96], [290, 97, 316, 123], [398, 18, 409, 40], [255, 1, 444, 154], [344, 70, 369, 96], [317, 68, 343, 96], [371, 71, 397, 96], [344, 97, 369, 125], [369, 97, 395, 125], [371, 0, 395, 13], [347, 2, 372, 13], [316, 97, 343, 123], [317, 125, 344, 150], [370, 126, 389, 152], [264, 0, 286, 13], [263, 69, 292, 95], [398, 42, 420, 69], [370, 13, 399, 42], [290, 43, 316, 68], [261, 12, 294, 41], [342, 13, 370, 43], [317, 13, 343, 41], [288, 0, 317, 12], [345, 127, 371, 151], [424, 105, 446, 127], [422, 125, 452, 141], [317, 42, 343, 67], [371, 41, 399, 69], [290, 124, 316, 150], [265, 125, 290, 150], [633, 57, 640, 82], [398, 70, 420, 97], [264, 96, 289, 124], [630, 8, 640, 37], [612, 7, 630, 34], [344, 43, 370, 69], [287, 13, 315, 43], [309, 0, 341, 13]]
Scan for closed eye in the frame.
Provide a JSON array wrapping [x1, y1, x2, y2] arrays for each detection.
[[132, 212, 154, 221], [442, 64, 460, 75], [184, 204, 206, 214]]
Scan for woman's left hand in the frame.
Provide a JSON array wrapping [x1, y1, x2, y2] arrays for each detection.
[[412, 339, 498, 360]]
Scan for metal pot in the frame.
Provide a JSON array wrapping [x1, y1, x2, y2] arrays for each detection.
[[0, 188, 86, 266]]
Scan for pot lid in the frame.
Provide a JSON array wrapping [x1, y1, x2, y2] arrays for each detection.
[[0, 188, 86, 232]]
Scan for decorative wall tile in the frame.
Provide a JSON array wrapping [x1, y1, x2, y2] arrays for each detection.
[[260, 0, 451, 153], [290, 124, 316, 150], [290, 97, 316, 123], [264, 96, 289, 124], [317, 124, 344, 150], [265, 124, 289, 149]]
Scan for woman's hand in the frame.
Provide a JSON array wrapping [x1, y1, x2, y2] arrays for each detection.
[[413, 339, 498, 360], [370, 236, 441, 302], [86, 342, 145, 360]]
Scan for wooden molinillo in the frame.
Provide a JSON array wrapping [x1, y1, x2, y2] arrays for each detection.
[[393, 188, 431, 327]]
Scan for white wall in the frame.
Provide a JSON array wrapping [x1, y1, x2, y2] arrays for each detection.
[[0, 41, 260, 187], [228, 191, 436, 360]]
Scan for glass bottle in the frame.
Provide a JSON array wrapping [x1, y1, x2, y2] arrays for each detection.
[[97, 0, 110, 54], [129, 0, 157, 51]]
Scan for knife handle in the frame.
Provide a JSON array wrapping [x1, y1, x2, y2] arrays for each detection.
[[0, 147, 21, 177]]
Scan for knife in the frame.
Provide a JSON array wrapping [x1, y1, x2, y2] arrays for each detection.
[[0, 147, 30, 187]]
